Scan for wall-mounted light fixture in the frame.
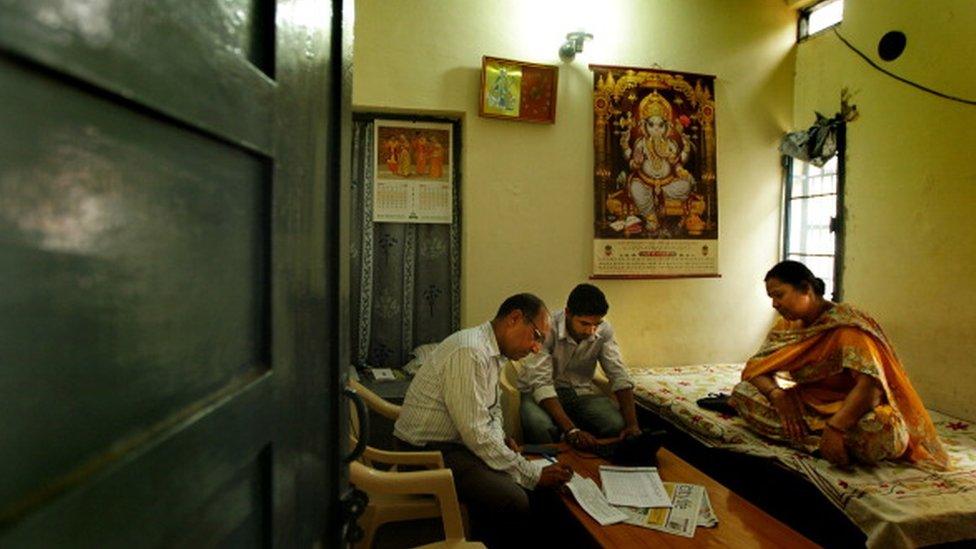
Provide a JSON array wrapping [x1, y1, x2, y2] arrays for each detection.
[[559, 30, 593, 62]]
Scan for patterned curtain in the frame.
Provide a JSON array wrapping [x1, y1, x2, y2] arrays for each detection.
[[350, 119, 461, 369]]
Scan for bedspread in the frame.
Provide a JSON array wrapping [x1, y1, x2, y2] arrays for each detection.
[[631, 363, 976, 548]]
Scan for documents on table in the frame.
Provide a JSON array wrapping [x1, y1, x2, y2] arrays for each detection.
[[617, 482, 717, 538], [644, 483, 703, 537], [565, 465, 719, 537], [565, 473, 628, 526], [598, 465, 671, 508]]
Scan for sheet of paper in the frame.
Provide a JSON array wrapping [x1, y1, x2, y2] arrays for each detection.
[[598, 465, 671, 508], [643, 483, 703, 538], [565, 473, 628, 526]]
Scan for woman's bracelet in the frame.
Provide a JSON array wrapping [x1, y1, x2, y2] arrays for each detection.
[[562, 427, 580, 441]]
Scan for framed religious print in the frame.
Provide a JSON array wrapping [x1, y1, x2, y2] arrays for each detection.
[[373, 119, 453, 224], [590, 65, 719, 278], [479, 56, 558, 124]]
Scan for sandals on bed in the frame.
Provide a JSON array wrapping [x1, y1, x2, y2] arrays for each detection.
[[696, 392, 737, 416]]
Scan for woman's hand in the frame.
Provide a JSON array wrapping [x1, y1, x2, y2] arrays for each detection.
[[769, 387, 807, 441], [819, 425, 850, 466]]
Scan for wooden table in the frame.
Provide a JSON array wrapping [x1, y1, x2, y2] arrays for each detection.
[[552, 446, 818, 548]]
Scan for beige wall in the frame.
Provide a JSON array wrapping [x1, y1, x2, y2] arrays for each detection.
[[794, 0, 976, 420], [353, 2, 795, 368]]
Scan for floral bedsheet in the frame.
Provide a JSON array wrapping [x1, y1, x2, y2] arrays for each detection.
[[630, 363, 976, 548]]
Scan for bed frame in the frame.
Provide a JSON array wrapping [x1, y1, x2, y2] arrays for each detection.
[[637, 404, 867, 546]]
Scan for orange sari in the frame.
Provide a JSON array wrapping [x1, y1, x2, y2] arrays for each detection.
[[741, 303, 948, 469]]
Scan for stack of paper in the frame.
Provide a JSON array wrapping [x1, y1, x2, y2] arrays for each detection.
[[617, 482, 718, 538], [561, 463, 719, 538]]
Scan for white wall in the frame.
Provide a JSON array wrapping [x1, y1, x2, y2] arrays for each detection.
[[353, 1, 796, 367], [794, 0, 976, 420]]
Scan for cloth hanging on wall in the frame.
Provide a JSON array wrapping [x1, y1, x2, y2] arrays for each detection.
[[350, 120, 461, 370], [779, 112, 841, 167]]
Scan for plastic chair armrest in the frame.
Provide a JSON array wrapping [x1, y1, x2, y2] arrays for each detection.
[[362, 446, 444, 469], [349, 379, 402, 420], [349, 463, 465, 539]]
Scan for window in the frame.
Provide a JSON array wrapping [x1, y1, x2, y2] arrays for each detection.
[[782, 154, 844, 301], [798, 0, 844, 40]]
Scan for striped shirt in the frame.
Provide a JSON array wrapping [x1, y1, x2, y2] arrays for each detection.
[[394, 321, 541, 488], [518, 309, 634, 403]]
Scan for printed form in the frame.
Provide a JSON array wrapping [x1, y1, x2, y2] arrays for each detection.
[[598, 465, 671, 508]]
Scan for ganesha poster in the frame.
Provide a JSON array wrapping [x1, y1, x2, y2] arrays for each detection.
[[590, 65, 718, 278]]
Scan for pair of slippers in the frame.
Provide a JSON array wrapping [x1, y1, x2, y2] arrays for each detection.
[[695, 393, 738, 416]]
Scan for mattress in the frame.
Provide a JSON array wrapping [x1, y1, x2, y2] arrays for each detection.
[[630, 363, 976, 548]]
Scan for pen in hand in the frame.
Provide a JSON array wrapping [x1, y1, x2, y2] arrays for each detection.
[[539, 454, 574, 487]]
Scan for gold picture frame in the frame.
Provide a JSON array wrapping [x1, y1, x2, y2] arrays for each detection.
[[479, 56, 558, 124]]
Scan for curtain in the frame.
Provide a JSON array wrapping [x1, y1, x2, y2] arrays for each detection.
[[350, 120, 461, 369]]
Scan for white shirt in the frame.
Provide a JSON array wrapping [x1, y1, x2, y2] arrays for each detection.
[[394, 321, 541, 488], [518, 309, 634, 403]]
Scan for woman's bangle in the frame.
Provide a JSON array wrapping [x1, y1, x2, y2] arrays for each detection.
[[562, 427, 580, 441]]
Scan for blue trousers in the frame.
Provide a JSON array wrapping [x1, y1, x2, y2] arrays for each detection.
[[520, 387, 624, 443]]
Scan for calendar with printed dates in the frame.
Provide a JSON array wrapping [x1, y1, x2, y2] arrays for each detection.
[[593, 239, 719, 278], [373, 120, 452, 224]]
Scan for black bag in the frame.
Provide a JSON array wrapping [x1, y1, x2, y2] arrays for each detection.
[[592, 429, 667, 466], [696, 392, 737, 416]]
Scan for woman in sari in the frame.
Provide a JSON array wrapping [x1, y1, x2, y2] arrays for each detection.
[[729, 261, 948, 469]]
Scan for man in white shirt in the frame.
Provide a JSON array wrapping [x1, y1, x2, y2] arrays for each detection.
[[394, 293, 573, 548], [518, 283, 641, 449]]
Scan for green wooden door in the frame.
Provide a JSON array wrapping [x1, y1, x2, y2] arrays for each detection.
[[0, 1, 344, 546]]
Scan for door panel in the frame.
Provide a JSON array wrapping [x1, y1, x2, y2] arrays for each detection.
[[0, 55, 271, 508], [2, 375, 272, 548], [0, 0, 341, 546], [0, 0, 276, 153]]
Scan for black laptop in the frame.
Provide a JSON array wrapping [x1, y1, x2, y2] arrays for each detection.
[[594, 429, 667, 466]]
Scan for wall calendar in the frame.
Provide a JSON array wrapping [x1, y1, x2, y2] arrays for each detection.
[[373, 120, 452, 224], [590, 65, 719, 278]]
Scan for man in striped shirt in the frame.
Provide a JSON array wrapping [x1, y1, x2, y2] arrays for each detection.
[[394, 293, 573, 548]]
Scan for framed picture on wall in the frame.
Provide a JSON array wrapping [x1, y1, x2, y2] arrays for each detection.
[[479, 56, 558, 124]]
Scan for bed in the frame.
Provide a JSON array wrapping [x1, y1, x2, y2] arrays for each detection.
[[630, 363, 976, 548]]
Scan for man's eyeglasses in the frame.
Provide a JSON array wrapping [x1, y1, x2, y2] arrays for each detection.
[[526, 317, 545, 344]]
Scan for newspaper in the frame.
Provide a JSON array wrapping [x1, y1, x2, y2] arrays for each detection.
[[697, 488, 718, 528], [617, 482, 716, 538]]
